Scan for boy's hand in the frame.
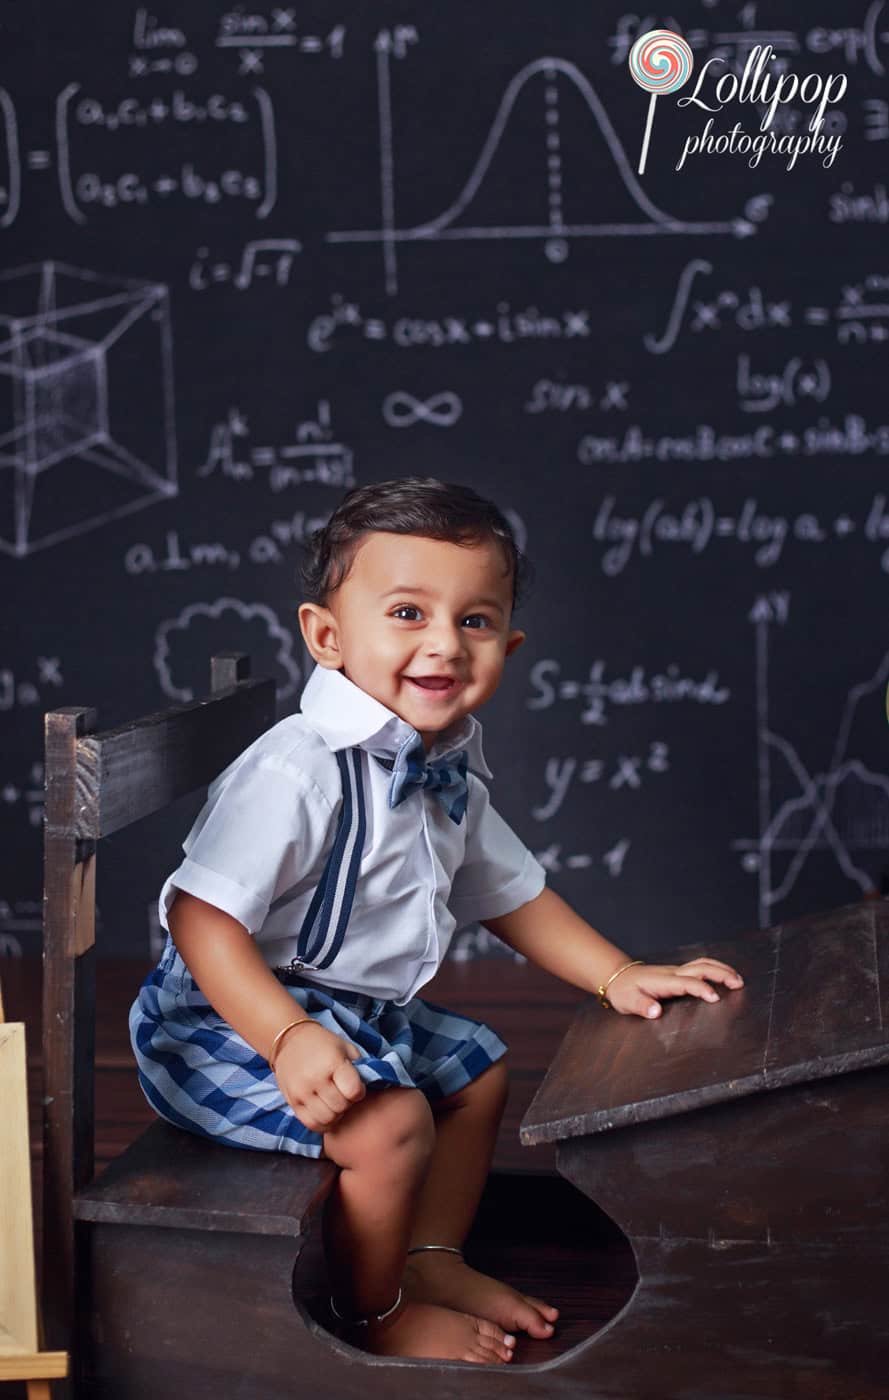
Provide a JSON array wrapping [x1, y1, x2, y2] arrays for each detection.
[[605, 957, 744, 1019], [273, 1020, 366, 1132]]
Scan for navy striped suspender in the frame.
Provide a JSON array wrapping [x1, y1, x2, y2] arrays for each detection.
[[293, 747, 366, 971]]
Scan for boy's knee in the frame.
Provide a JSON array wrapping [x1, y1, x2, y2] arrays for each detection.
[[325, 1086, 434, 1172], [375, 1086, 435, 1159]]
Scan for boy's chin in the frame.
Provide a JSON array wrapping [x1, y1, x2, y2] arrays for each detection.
[[400, 701, 468, 742]]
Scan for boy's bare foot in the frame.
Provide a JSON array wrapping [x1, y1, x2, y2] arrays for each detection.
[[335, 1296, 516, 1364], [404, 1251, 559, 1340]]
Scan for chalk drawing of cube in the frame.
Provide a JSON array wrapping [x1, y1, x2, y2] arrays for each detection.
[[0, 261, 177, 557]]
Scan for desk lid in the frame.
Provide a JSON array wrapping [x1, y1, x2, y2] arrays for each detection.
[[521, 900, 889, 1146]]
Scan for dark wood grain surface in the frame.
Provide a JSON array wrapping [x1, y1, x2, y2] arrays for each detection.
[[74, 1119, 338, 1235], [75, 670, 276, 839], [523, 899, 889, 1145]]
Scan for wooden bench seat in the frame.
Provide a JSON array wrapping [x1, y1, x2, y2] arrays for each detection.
[[73, 1121, 336, 1238]]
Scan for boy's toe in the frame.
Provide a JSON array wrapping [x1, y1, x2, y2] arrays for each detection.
[[514, 1293, 558, 1337], [474, 1317, 515, 1363]]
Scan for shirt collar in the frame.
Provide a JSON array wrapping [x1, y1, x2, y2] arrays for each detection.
[[299, 663, 493, 779]]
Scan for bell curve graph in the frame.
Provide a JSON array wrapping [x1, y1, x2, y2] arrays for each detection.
[[327, 47, 762, 295], [733, 594, 889, 929]]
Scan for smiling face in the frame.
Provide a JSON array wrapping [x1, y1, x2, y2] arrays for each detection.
[[298, 531, 525, 749]]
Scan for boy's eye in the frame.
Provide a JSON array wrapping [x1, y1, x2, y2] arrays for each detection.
[[389, 606, 492, 629]]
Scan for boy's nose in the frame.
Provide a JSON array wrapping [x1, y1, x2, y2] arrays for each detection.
[[423, 624, 466, 659]]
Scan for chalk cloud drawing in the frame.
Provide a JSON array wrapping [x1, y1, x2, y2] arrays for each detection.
[[0, 260, 177, 557], [155, 597, 302, 704]]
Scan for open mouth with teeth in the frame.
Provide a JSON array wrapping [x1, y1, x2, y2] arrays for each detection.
[[405, 676, 461, 694]]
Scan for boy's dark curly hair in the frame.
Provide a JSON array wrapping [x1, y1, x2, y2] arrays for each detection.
[[298, 477, 533, 612]]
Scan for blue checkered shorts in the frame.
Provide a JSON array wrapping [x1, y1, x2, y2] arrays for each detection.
[[129, 936, 507, 1158]]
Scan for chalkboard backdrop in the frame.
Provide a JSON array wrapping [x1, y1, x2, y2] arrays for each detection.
[[3, 1, 887, 964]]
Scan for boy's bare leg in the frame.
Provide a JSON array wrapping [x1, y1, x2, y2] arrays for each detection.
[[322, 1084, 516, 1363], [404, 1059, 560, 1340]]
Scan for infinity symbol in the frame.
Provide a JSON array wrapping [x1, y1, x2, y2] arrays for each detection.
[[382, 390, 463, 428]]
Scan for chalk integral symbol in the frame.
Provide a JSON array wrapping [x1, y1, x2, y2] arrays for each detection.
[[0, 260, 177, 558]]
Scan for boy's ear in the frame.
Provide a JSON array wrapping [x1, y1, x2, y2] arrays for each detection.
[[505, 629, 526, 658], [298, 602, 343, 668]]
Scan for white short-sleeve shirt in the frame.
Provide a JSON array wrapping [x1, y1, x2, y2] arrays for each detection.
[[159, 663, 546, 1004]]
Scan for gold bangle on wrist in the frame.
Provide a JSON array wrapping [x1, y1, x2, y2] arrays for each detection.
[[268, 1016, 315, 1071], [597, 959, 645, 1010]]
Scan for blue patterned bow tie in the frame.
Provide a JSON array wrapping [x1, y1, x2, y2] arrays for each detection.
[[374, 736, 469, 824]]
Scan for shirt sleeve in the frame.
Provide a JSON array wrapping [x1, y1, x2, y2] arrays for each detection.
[[448, 773, 546, 926], [158, 747, 337, 936]]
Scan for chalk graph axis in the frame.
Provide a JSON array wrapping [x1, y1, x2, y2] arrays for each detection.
[[734, 600, 889, 927], [328, 56, 757, 294], [0, 261, 177, 558]]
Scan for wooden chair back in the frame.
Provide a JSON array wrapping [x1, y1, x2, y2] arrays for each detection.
[[41, 653, 276, 1357]]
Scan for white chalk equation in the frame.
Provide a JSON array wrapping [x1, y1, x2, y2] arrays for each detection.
[[534, 838, 632, 879], [524, 378, 630, 415], [0, 658, 63, 710], [527, 659, 730, 726], [328, 51, 758, 295], [736, 354, 830, 412], [1, 762, 44, 830], [126, 8, 347, 79], [552, 354, 830, 416], [578, 413, 889, 469], [0, 261, 177, 558], [829, 180, 889, 223], [125, 530, 241, 576], [592, 492, 889, 576], [128, 10, 197, 78], [647, 260, 889, 353], [198, 402, 354, 491], [188, 239, 302, 292], [733, 592, 889, 926], [250, 508, 334, 557], [125, 507, 340, 576], [609, 9, 889, 77], [307, 295, 593, 353], [56, 83, 277, 222], [215, 12, 346, 74], [532, 745, 670, 821]]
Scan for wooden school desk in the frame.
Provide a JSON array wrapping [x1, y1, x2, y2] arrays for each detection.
[[73, 898, 888, 1398], [522, 896, 889, 1398]]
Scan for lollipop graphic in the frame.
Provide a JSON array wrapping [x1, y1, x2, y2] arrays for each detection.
[[629, 29, 694, 175]]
